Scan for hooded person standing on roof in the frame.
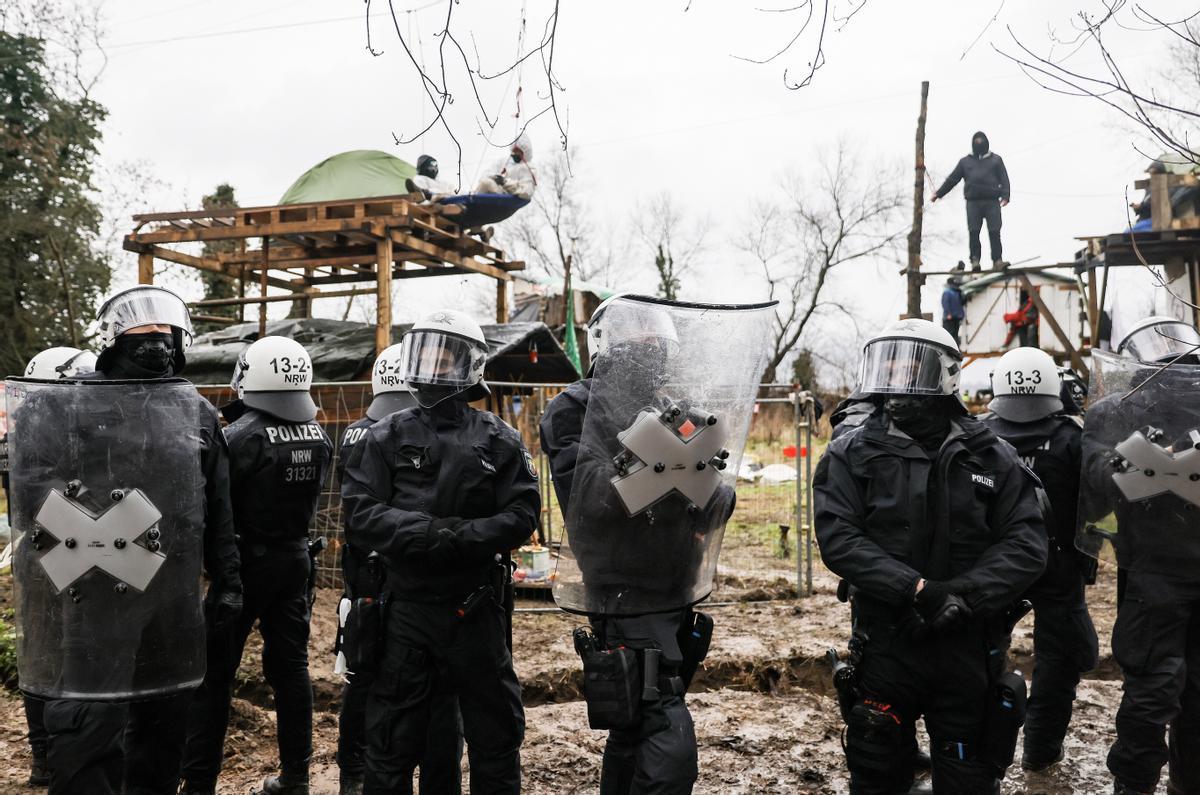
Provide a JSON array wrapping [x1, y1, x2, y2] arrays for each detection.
[[932, 131, 1011, 272], [475, 134, 536, 200]]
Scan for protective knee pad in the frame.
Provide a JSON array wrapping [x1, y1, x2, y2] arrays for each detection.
[[845, 699, 908, 782]]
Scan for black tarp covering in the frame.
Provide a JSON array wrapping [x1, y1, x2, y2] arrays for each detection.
[[184, 318, 578, 386]]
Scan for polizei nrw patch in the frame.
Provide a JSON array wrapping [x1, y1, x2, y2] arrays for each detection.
[[970, 472, 996, 490]]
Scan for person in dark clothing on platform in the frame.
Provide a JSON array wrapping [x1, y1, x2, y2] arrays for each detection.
[[342, 309, 539, 795], [334, 343, 462, 795], [941, 277, 966, 345], [932, 131, 1011, 271], [180, 336, 332, 795], [814, 318, 1047, 794], [30, 286, 244, 795], [980, 347, 1098, 773]]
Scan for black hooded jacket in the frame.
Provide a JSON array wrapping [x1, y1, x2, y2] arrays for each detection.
[[813, 410, 1046, 621], [935, 132, 1011, 202], [341, 400, 540, 599]]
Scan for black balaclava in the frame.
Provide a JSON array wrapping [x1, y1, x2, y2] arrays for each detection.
[[109, 331, 176, 379], [971, 131, 989, 157], [417, 155, 438, 180], [885, 395, 951, 449]]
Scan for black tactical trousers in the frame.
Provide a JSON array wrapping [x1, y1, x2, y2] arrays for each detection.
[[44, 691, 192, 795], [338, 665, 464, 792], [365, 597, 523, 795], [1022, 548, 1099, 762], [594, 612, 699, 795], [966, 199, 1003, 264], [1107, 573, 1200, 793], [846, 615, 1004, 794], [26, 694, 47, 767], [182, 544, 313, 789]]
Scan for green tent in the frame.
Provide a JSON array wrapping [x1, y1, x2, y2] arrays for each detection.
[[278, 150, 418, 204]]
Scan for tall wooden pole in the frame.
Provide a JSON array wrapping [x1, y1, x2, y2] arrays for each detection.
[[258, 237, 269, 338], [375, 236, 394, 356], [906, 81, 930, 319]]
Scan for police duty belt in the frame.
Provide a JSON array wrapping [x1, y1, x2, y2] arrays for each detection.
[[1111, 427, 1200, 508], [32, 486, 166, 593], [611, 403, 730, 516]]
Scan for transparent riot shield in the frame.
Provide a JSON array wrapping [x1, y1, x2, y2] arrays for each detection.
[[6, 378, 207, 700], [553, 296, 775, 616], [1076, 350, 1200, 575]]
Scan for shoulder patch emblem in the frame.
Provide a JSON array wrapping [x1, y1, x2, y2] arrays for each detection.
[[523, 450, 538, 479]]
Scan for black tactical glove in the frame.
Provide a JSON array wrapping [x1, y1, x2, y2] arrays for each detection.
[[426, 517, 463, 566], [913, 580, 971, 635], [210, 585, 244, 632]]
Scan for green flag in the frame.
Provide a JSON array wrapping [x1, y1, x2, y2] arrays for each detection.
[[563, 285, 583, 376]]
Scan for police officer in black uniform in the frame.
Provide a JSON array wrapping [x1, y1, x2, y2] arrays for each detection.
[[1080, 317, 1200, 795], [334, 343, 462, 795], [180, 336, 332, 795], [39, 286, 244, 794], [540, 295, 733, 794], [342, 309, 538, 795], [814, 318, 1047, 794], [980, 347, 1098, 772]]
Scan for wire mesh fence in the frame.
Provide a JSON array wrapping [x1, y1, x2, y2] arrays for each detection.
[[196, 381, 819, 596]]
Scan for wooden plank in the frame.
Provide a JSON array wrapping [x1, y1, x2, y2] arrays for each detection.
[[259, 238, 269, 338], [1151, 172, 1172, 232], [376, 237, 393, 356], [1015, 272, 1088, 377], [138, 251, 154, 285], [189, 287, 376, 308], [128, 217, 400, 245], [136, 243, 294, 291], [388, 229, 511, 281], [496, 280, 509, 323]]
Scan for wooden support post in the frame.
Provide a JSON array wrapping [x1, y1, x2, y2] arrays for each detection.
[[906, 80, 929, 319], [1151, 172, 1171, 232], [1016, 273, 1088, 377], [496, 278, 509, 323], [1086, 266, 1099, 346], [138, 251, 154, 284], [238, 241, 247, 322], [258, 237, 269, 338], [376, 237, 393, 356]]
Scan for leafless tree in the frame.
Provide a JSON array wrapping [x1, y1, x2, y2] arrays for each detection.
[[996, 2, 1200, 163], [634, 193, 708, 301], [366, 0, 568, 187], [502, 149, 629, 287], [738, 140, 907, 383], [718, 0, 869, 89]]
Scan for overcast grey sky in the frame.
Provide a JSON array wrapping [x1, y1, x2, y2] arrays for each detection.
[[75, 0, 1193, 382]]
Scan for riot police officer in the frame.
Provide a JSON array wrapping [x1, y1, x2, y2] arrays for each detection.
[[8, 285, 243, 795], [341, 309, 539, 795], [1079, 317, 1200, 794], [541, 294, 770, 794], [334, 343, 462, 795], [814, 318, 1047, 794], [980, 347, 1098, 772], [10, 347, 97, 787], [180, 336, 332, 795]]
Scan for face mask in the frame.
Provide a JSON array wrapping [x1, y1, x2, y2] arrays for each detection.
[[117, 331, 175, 375], [413, 383, 463, 409], [885, 396, 949, 442]]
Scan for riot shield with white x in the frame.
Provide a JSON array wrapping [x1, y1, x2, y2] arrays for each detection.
[[611, 407, 730, 516]]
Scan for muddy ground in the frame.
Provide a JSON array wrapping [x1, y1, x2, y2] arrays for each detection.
[[0, 551, 1157, 794]]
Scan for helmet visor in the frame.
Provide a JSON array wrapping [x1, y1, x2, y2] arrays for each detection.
[[1120, 321, 1200, 363], [399, 331, 485, 387], [101, 289, 194, 347], [859, 339, 955, 395], [595, 301, 680, 355]]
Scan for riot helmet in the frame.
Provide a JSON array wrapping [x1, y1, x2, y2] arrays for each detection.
[[398, 309, 489, 408], [858, 318, 962, 396], [988, 347, 1063, 422], [1115, 316, 1200, 364], [587, 294, 680, 360], [231, 336, 319, 422], [95, 285, 193, 375], [23, 347, 97, 380], [367, 342, 417, 421]]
